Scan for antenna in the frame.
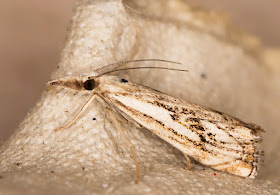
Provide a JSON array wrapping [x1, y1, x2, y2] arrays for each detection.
[[94, 59, 182, 74], [96, 66, 188, 77]]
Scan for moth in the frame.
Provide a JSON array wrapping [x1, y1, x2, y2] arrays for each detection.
[[47, 59, 263, 181]]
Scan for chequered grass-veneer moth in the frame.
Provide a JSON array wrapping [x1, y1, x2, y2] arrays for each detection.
[[47, 59, 264, 181]]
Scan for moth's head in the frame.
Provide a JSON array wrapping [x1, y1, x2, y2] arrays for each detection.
[[46, 76, 97, 91]]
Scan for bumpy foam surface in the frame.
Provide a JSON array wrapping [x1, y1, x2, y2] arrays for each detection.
[[1, 0, 279, 194]]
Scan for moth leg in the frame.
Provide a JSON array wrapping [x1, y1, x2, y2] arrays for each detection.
[[107, 108, 140, 184], [95, 95, 140, 183], [54, 94, 97, 132], [103, 96, 142, 129], [183, 153, 191, 170], [96, 95, 130, 125], [97, 99, 121, 155]]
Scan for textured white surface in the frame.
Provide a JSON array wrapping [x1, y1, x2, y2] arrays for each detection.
[[0, 0, 280, 194]]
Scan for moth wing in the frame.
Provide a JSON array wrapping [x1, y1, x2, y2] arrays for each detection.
[[99, 76, 263, 177]]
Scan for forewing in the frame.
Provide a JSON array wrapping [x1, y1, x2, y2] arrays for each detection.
[[99, 76, 263, 177]]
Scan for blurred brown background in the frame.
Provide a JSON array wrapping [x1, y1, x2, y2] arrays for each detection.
[[0, 0, 280, 142]]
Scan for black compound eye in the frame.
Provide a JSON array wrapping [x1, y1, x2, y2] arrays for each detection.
[[83, 79, 95, 90], [120, 78, 128, 83]]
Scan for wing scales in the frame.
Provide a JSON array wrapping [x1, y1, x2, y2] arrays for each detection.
[[99, 77, 263, 177]]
